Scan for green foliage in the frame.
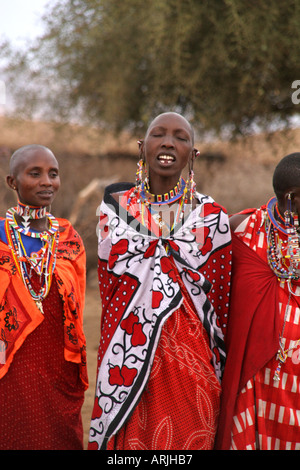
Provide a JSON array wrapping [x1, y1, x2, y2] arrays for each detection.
[[3, 0, 300, 135]]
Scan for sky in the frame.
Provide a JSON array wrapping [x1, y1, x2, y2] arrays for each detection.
[[0, 0, 49, 49], [0, 1, 50, 109]]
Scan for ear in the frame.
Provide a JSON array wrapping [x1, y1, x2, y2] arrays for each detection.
[[284, 191, 294, 205], [6, 175, 17, 191], [137, 139, 145, 161], [189, 148, 199, 170], [193, 148, 200, 158]]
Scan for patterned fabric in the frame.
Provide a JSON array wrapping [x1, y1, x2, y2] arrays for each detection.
[[0, 269, 85, 450], [220, 207, 300, 450], [0, 217, 88, 449], [88, 183, 231, 450], [105, 267, 222, 450], [0, 218, 88, 388]]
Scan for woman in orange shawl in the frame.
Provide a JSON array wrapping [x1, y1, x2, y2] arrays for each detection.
[[0, 145, 88, 450]]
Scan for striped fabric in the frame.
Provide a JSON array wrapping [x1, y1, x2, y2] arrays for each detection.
[[231, 207, 300, 450]]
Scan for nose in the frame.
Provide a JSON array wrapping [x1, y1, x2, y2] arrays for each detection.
[[39, 172, 52, 186], [161, 133, 175, 149]]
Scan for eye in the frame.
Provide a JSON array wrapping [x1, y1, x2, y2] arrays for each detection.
[[151, 133, 163, 138], [176, 132, 189, 141]]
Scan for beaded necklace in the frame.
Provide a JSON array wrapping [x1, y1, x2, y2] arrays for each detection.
[[266, 197, 300, 381], [16, 201, 47, 219], [140, 178, 188, 236], [6, 207, 59, 238], [266, 197, 300, 282], [5, 202, 59, 314], [141, 178, 183, 204]]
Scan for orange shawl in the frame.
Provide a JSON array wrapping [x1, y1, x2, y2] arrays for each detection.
[[0, 218, 88, 389]]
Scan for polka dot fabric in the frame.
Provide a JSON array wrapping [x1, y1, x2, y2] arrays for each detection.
[[97, 258, 140, 367], [202, 249, 231, 335], [89, 185, 232, 449], [107, 272, 222, 450]]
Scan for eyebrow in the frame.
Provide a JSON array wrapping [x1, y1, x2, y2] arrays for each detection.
[[27, 166, 59, 173], [27, 166, 59, 171], [150, 125, 191, 136]]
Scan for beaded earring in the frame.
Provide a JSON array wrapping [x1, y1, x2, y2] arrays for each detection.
[[284, 193, 300, 264], [135, 158, 144, 191], [187, 149, 199, 203], [127, 141, 147, 209], [135, 140, 148, 192], [284, 193, 293, 227]]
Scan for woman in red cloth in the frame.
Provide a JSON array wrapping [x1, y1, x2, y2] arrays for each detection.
[[216, 153, 300, 450], [0, 144, 88, 450], [89, 112, 232, 450]]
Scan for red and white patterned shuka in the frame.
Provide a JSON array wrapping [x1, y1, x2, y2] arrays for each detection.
[[230, 207, 300, 450], [88, 183, 231, 450]]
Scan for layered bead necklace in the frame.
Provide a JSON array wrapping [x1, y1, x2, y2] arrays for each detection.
[[140, 177, 188, 236], [266, 196, 300, 283], [5, 201, 59, 313], [266, 196, 300, 381], [127, 156, 197, 237]]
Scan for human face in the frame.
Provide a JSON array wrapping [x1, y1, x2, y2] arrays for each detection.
[[142, 113, 194, 191], [7, 148, 60, 207]]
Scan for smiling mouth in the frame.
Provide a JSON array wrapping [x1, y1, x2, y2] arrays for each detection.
[[38, 191, 54, 196], [157, 154, 175, 164]]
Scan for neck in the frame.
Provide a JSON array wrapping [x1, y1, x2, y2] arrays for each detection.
[[147, 174, 182, 196], [143, 176, 184, 205], [17, 201, 48, 219], [15, 214, 49, 232], [16, 201, 49, 232]]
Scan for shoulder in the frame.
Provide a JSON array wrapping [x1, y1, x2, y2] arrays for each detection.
[[56, 218, 84, 244], [229, 207, 262, 231], [56, 217, 72, 234], [104, 182, 134, 201], [230, 213, 251, 231], [196, 192, 228, 215]]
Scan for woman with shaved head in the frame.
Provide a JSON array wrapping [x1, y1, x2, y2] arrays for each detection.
[[0, 145, 88, 450], [89, 112, 232, 450]]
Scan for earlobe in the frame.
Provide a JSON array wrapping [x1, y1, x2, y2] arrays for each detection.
[[137, 139, 145, 161], [6, 175, 17, 191], [189, 148, 199, 170], [193, 148, 200, 158]]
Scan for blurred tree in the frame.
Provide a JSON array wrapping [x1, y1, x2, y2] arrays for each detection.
[[2, 0, 300, 135]]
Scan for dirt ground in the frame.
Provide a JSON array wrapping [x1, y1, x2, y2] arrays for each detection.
[[81, 285, 102, 450]]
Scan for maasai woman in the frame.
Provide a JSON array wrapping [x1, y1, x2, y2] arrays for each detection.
[[89, 112, 231, 450], [0, 145, 88, 450], [216, 152, 300, 450]]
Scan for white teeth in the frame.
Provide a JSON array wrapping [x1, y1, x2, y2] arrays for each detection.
[[158, 155, 174, 161]]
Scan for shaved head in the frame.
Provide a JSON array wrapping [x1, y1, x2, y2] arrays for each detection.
[[146, 112, 195, 145], [9, 144, 57, 177]]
